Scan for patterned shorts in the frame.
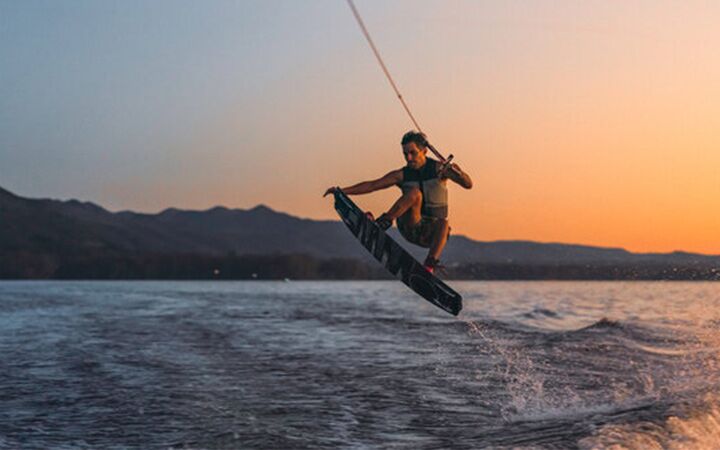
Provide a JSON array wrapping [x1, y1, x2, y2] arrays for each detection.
[[398, 216, 449, 248]]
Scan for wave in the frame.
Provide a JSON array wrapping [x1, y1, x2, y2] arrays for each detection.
[[576, 317, 623, 331], [461, 314, 720, 432], [520, 306, 560, 320], [579, 392, 720, 449]]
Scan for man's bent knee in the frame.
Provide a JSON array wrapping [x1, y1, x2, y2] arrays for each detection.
[[403, 188, 422, 204]]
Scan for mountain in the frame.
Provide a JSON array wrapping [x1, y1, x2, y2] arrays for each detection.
[[442, 237, 720, 265], [1, 185, 719, 278], [0, 186, 358, 258]]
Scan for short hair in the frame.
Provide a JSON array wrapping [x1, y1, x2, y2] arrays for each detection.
[[401, 130, 428, 148]]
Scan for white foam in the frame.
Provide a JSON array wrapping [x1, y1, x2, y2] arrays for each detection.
[[579, 394, 720, 450]]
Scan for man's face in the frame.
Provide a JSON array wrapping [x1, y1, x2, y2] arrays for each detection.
[[402, 142, 427, 169]]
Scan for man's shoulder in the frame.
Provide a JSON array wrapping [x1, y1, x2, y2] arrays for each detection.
[[426, 157, 440, 168], [427, 158, 443, 175]]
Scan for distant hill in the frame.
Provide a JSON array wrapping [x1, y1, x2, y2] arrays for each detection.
[[0, 185, 357, 258], [1, 185, 719, 279], [443, 236, 720, 266]]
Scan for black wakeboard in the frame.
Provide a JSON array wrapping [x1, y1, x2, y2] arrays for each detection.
[[333, 189, 462, 316]]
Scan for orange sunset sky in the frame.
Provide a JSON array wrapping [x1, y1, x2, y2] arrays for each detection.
[[1, 1, 719, 254]]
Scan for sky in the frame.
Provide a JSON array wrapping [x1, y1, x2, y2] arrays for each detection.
[[1, 0, 719, 254]]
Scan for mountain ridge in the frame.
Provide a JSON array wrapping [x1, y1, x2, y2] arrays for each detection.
[[1, 186, 719, 277]]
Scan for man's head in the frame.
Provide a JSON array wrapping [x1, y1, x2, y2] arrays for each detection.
[[401, 131, 428, 169]]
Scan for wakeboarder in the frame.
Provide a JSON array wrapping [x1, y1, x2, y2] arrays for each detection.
[[324, 131, 473, 273]]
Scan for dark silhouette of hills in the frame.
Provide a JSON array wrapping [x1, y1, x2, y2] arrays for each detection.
[[0, 186, 356, 258], [1, 185, 719, 279], [443, 236, 720, 265]]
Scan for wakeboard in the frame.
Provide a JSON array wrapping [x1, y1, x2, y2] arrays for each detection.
[[333, 189, 462, 316]]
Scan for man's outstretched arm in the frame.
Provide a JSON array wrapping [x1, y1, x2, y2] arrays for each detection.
[[324, 170, 403, 197]]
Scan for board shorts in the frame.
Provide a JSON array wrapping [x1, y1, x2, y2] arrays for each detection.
[[398, 216, 449, 248]]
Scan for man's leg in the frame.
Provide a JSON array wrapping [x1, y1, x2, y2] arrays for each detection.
[[377, 189, 423, 233], [384, 189, 422, 224], [426, 219, 450, 261]]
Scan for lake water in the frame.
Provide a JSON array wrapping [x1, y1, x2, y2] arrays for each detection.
[[1, 281, 719, 449]]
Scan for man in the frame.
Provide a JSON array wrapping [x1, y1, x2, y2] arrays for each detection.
[[324, 131, 473, 273]]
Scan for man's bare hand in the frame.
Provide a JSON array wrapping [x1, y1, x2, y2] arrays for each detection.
[[439, 162, 461, 178], [440, 162, 473, 189]]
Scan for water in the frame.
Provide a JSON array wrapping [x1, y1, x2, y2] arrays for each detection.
[[1, 281, 719, 449]]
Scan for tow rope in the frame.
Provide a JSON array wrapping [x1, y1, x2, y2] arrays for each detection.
[[345, 0, 453, 166]]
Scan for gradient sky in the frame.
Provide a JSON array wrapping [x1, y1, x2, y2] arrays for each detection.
[[2, 0, 719, 253]]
